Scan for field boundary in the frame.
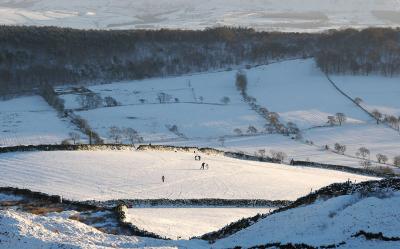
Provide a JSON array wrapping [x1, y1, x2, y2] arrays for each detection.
[[291, 160, 395, 178], [326, 74, 400, 132], [83, 198, 291, 208]]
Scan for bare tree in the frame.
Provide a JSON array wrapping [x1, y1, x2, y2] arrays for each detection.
[[384, 115, 399, 130], [68, 132, 80, 145], [327, 116, 337, 126], [247, 125, 258, 134], [394, 155, 400, 167], [235, 70, 248, 93], [233, 128, 243, 136], [270, 150, 287, 163], [108, 126, 122, 144], [124, 128, 143, 146], [157, 92, 172, 103], [77, 93, 103, 109], [354, 97, 363, 105], [356, 147, 370, 159], [334, 143, 346, 154], [269, 112, 280, 125], [220, 96, 230, 105], [376, 153, 388, 164], [258, 149, 266, 158], [371, 109, 382, 124], [335, 113, 346, 126], [359, 159, 371, 168], [104, 96, 118, 107], [287, 122, 299, 134]]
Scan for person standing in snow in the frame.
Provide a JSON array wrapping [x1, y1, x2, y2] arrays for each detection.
[[162, 175, 165, 183]]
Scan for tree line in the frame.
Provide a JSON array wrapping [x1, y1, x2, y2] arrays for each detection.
[[315, 28, 400, 76], [0, 26, 314, 95], [1, 26, 400, 96]]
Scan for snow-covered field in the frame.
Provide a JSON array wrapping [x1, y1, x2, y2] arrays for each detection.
[[215, 191, 400, 248], [304, 124, 400, 162], [77, 103, 264, 142], [332, 74, 400, 117], [0, 96, 78, 147], [0, 150, 376, 201], [54, 59, 400, 171], [57, 68, 265, 142], [126, 207, 273, 239], [246, 59, 370, 129], [0, 0, 399, 32]]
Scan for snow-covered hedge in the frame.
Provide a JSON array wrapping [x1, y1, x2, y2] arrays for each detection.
[[291, 160, 396, 178], [0, 144, 134, 154], [86, 199, 290, 209]]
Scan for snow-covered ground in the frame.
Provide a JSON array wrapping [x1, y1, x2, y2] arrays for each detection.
[[55, 59, 400, 171], [0, 150, 376, 201], [304, 124, 400, 163], [0, 209, 208, 249], [77, 103, 264, 142], [0, 0, 399, 32], [332, 74, 400, 117], [126, 207, 273, 239], [57, 68, 265, 142], [246, 59, 371, 129], [0, 96, 79, 147], [163, 134, 374, 168], [1, 190, 399, 248], [214, 191, 400, 248]]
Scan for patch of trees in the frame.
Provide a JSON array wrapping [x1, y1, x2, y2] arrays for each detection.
[[0, 26, 314, 95], [108, 126, 144, 145], [70, 114, 103, 144], [166, 124, 186, 138], [77, 93, 103, 110], [316, 28, 400, 76], [327, 113, 347, 126], [40, 83, 65, 113]]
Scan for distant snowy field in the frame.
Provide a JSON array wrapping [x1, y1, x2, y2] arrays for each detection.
[[126, 207, 273, 239], [0, 0, 399, 32], [332, 74, 400, 116], [0, 150, 376, 201], [58, 68, 265, 142], [0, 96, 78, 146], [57, 59, 400, 170], [246, 59, 370, 128]]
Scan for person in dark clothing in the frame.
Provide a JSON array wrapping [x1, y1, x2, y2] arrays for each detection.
[[162, 175, 165, 183]]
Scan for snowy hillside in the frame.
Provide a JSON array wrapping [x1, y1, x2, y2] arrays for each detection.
[[56, 59, 400, 171], [0, 0, 399, 32], [0, 150, 375, 201], [246, 59, 370, 128], [0, 96, 80, 146], [214, 190, 400, 248], [332, 74, 400, 117], [0, 209, 207, 249], [1, 180, 399, 249]]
